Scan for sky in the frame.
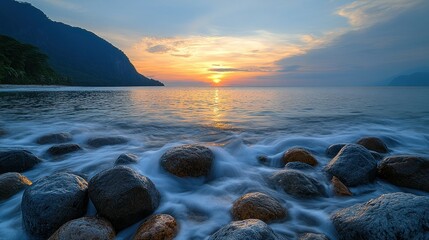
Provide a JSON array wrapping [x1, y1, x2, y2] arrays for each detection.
[[21, 0, 429, 86]]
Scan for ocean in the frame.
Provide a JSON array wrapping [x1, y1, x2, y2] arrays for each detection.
[[0, 86, 428, 239]]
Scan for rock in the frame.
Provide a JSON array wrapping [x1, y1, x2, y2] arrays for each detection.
[[325, 144, 346, 158], [356, 137, 388, 153], [285, 162, 313, 170], [257, 155, 270, 166], [87, 136, 128, 148], [0, 128, 6, 137], [36, 133, 73, 145], [378, 155, 429, 192], [282, 148, 317, 166], [231, 192, 286, 223], [331, 177, 352, 196], [132, 214, 178, 240], [0, 150, 42, 174], [88, 166, 160, 230], [208, 219, 281, 240], [48, 217, 115, 240], [160, 144, 214, 177], [299, 233, 329, 240], [370, 151, 383, 160], [22, 173, 88, 238], [324, 144, 376, 187], [114, 153, 138, 165], [0, 172, 32, 200], [47, 144, 82, 156], [270, 170, 325, 198], [331, 192, 429, 240]]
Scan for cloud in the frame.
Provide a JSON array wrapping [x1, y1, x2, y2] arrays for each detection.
[[208, 67, 275, 73], [146, 44, 173, 53]]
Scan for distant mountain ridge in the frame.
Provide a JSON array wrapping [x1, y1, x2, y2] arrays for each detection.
[[0, 0, 163, 86], [389, 72, 429, 86]]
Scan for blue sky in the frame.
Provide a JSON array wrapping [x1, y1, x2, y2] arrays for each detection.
[[21, 0, 429, 86]]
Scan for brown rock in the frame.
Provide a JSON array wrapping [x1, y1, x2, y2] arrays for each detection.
[[0, 172, 32, 200], [331, 176, 352, 196], [357, 137, 388, 153], [282, 148, 317, 166], [133, 214, 178, 240], [232, 192, 286, 223], [299, 233, 330, 240], [49, 217, 115, 240]]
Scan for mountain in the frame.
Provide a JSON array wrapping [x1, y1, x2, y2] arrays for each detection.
[[389, 72, 429, 86], [0, 0, 163, 86]]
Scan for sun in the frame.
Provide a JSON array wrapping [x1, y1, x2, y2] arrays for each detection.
[[212, 78, 221, 84]]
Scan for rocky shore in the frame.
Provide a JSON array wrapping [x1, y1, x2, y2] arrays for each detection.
[[0, 132, 428, 239]]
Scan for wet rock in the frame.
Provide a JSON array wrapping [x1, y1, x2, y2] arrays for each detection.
[[0, 172, 32, 200], [160, 144, 214, 177], [87, 136, 128, 148], [331, 176, 352, 196], [231, 192, 286, 223], [22, 173, 88, 238], [0, 150, 42, 174], [285, 162, 313, 170], [270, 170, 325, 198], [132, 214, 178, 240], [48, 217, 115, 240], [378, 155, 429, 192], [325, 144, 346, 158], [48, 144, 82, 156], [88, 166, 160, 230], [324, 144, 376, 187], [282, 148, 317, 166], [114, 153, 138, 165], [36, 133, 73, 145], [331, 192, 429, 240], [208, 219, 281, 240], [257, 155, 270, 166], [299, 233, 329, 240], [356, 137, 388, 153]]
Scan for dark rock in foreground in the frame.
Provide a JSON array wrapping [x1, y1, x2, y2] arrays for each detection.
[[22, 173, 88, 238], [324, 144, 376, 187], [48, 144, 82, 156], [48, 217, 115, 240], [285, 162, 313, 170], [356, 137, 388, 153], [232, 192, 287, 223], [87, 136, 128, 148], [160, 144, 214, 177], [0, 150, 42, 174], [0, 172, 32, 200], [208, 219, 281, 240], [282, 148, 318, 166], [115, 153, 138, 165], [270, 170, 325, 198], [88, 166, 160, 230], [36, 133, 73, 145], [133, 214, 178, 240], [325, 144, 346, 158], [299, 233, 329, 240], [331, 176, 352, 197], [378, 155, 429, 192], [331, 192, 429, 240]]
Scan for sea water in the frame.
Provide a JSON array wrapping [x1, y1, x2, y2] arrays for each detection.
[[0, 86, 428, 239]]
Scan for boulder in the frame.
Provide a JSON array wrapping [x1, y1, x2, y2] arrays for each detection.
[[324, 144, 376, 186], [160, 144, 214, 177], [299, 233, 329, 240], [0, 172, 32, 200], [48, 217, 115, 240], [232, 192, 286, 223], [208, 219, 281, 240], [356, 137, 388, 153], [325, 144, 346, 158], [114, 153, 138, 165], [270, 170, 325, 198], [88, 166, 160, 230], [0, 150, 42, 174], [22, 173, 88, 238], [47, 144, 82, 156], [378, 155, 429, 192], [285, 162, 313, 170], [133, 214, 178, 240], [87, 136, 128, 148], [36, 133, 72, 145], [282, 148, 317, 166], [331, 192, 429, 240], [331, 176, 352, 196]]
